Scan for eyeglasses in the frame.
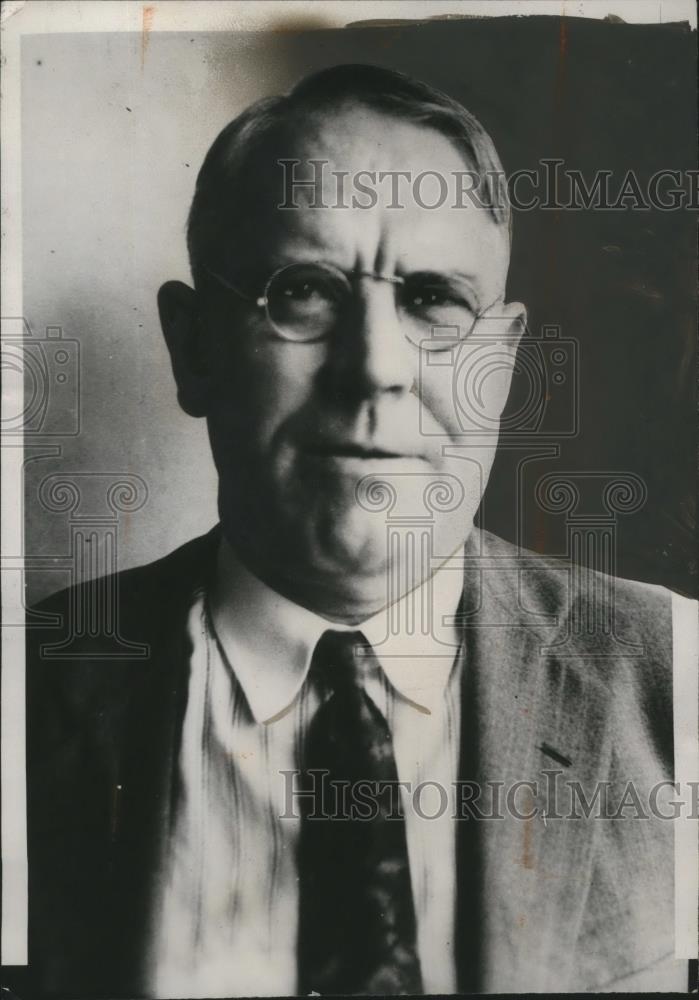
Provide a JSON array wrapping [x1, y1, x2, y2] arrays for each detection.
[[206, 260, 497, 352]]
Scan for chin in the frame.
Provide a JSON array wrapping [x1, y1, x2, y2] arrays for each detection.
[[256, 508, 389, 617], [306, 502, 390, 579]]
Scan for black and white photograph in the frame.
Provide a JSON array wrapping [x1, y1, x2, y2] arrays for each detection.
[[1, 1, 697, 996]]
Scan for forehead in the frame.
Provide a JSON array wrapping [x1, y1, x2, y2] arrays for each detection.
[[235, 106, 510, 292]]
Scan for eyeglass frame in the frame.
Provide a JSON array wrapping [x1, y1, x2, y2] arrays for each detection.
[[203, 260, 502, 351]]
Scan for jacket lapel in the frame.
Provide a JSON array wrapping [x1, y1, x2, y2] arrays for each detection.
[[27, 527, 221, 995], [106, 526, 221, 991], [456, 541, 614, 992]]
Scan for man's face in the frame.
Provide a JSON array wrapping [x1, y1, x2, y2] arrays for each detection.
[[183, 107, 522, 618]]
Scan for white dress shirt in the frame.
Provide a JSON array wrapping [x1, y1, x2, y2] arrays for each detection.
[[147, 541, 465, 997]]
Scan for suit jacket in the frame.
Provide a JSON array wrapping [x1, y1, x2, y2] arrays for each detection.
[[17, 526, 683, 995]]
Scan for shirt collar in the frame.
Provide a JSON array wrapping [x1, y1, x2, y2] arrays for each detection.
[[207, 538, 464, 724]]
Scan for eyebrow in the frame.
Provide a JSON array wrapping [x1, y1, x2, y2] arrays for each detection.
[[266, 259, 482, 286], [403, 268, 480, 285], [235, 255, 487, 307]]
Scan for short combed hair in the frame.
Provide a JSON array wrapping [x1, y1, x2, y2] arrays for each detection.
[[187, 63, 510, 288]]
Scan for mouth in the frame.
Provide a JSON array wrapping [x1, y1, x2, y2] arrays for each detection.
[[305, 442, 412, 460]]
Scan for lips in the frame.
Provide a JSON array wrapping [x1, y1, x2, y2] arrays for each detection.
[[305, 442, 409, 460]]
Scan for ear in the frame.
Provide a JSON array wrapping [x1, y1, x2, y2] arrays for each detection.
[[493, 299, 527, 351], [157, 280, 211, 418]]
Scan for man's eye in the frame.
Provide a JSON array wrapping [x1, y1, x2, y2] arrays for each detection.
[[406, 286, 452, 308], [275, 277, 345, 315], [266, 267, 346, 341], [402, 281, 471, 314], [282, 280, 324, 301]]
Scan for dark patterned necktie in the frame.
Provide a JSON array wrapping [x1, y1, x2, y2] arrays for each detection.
[[297, 630, 423, 996]]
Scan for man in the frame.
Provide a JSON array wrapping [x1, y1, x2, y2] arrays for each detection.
[[23, 64, 690, 996]]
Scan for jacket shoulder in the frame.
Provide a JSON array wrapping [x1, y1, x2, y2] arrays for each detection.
[[473, 526, 674, 636], [31, 525, 219, 624], [470, 528, 677, 762], [26, 527, 219, 733]]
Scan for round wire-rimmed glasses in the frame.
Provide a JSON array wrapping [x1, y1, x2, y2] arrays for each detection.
[[206, 260, 497, 352]]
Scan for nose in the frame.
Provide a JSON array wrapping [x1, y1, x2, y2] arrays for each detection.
[[329, 277, 416, 404]]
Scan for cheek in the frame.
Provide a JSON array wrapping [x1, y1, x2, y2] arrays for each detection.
[[415, 350, 465, 440], [417, 346, 502, 514], [210, 341, 325, 451], [418, 343, 514, 439]]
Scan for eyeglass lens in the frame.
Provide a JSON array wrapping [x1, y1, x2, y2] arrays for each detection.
[[264, 262, 480, 349]]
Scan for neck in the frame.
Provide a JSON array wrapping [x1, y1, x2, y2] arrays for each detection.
[[213, 533, 467, 626], [219, 540, 391, 624]]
